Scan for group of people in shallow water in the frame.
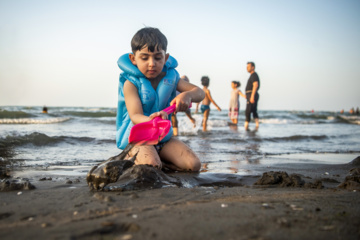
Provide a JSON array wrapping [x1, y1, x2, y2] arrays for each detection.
[[172, 61, 261, 134]]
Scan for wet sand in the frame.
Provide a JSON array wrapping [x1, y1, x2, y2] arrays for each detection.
[[1, 156, 360, 240]]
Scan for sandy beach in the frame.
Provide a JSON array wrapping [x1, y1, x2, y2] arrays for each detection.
[[1, 155, 359, 240], [1, 0, 360, 238]]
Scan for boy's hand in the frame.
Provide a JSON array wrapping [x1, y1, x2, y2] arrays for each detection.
[[149, 111, 168, 120], [170, 93, 191, 113], [217, 106, 222, 111]]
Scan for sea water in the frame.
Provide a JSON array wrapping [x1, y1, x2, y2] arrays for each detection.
[[1, 106, 359, 177]]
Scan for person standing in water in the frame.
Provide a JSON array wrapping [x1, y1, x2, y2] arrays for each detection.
[[229, 81, 246, 125], [244, 62, 260, 131], [195, 76, 221, 131], [171, 75, 196, 136]]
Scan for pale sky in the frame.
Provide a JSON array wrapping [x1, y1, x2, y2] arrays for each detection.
[[1, 0, 359, 111]]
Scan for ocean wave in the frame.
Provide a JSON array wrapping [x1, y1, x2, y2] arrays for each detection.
[[211, 137, 248, 144], [260, 119, 289, 124], [0, 132, 100, 147], [295, 113, 330, 120], [266, 135, 328, 142], [0, 117, 70, 124], [260, 118, 325, 125], [207, 119, 228, 127], [0, 109, 35, 119], [259, 113, 358, 125], [88, 118, 116, 125], [60, 111, 116, 118], [338, 115, 360, 125]]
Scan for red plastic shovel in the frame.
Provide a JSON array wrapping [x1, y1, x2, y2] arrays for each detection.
[[128, 103, 190, 146]]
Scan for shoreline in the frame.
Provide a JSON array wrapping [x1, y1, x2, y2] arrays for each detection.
[[1, 155, 359, 240], [7, 152, 360, 179]]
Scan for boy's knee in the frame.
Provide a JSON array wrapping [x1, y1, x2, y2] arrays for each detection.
[[191, 160, 201, 172], [186, 156, 201, 172]]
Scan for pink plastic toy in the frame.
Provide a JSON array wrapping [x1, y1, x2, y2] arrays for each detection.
[[128, 103, 191, 145]]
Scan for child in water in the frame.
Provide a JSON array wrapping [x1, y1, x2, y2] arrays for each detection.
[[229, 81, 246, 125], [116, 27, 205, 171], [171, 75, 196, 136], [195, 76, 221, 131]]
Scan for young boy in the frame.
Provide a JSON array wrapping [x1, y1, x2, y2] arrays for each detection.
[[195, 76, 221, 131], [116, 27, 205, 171]]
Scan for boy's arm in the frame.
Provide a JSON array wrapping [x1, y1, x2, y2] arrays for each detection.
[[170, 79, 205, 113], [123, 81, 168, 124], [206, 89, 221, 111]]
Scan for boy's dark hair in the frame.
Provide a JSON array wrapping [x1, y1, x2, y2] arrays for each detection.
[[201, 76, 209, 87], [131, 27, 167, 53], [247, 61, 255, 68], [232, 81, 241, 87]]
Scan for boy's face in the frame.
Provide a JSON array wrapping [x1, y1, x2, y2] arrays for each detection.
[[129, 46, 169, 79]]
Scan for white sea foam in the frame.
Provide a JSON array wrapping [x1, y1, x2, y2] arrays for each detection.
[[260, 119, 289, 124], [0, 117, 70, 124], [207, 119, 228, 127], [339, 115, 360, 125]]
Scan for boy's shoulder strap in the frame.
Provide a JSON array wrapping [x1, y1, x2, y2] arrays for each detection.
[[117, 53, 144, 78], [163, 55, 178, 70]]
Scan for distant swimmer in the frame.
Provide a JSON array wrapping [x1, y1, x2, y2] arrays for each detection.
[[42, 106, 48, 113]]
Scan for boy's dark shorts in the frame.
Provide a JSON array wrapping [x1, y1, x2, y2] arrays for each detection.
[[154, 141, 167, 154]]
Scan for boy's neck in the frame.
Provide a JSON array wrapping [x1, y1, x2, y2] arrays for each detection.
[[150, 72, 165, 81], [149, 72, 166, 90]]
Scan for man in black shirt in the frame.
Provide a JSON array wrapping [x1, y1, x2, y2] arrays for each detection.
[[245, 62, 260, 130]]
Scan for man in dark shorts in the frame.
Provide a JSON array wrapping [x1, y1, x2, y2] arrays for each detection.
[[244, 62, 260, 130]]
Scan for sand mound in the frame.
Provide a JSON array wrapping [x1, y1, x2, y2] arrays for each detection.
[[254, 171, 324, 189], [0, 178, 36, 191], [338, 167, 360, 190]]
